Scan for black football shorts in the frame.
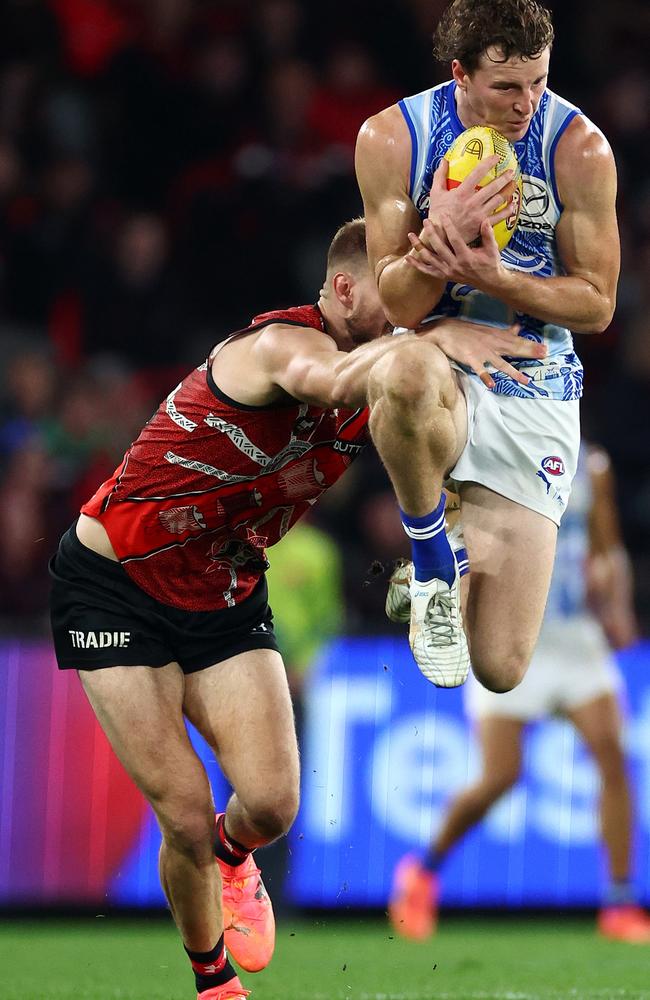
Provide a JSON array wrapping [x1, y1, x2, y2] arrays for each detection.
[[49, 523, 279, 673]]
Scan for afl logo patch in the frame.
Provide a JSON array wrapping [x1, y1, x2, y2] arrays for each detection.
[[541, 455, 565, 476]]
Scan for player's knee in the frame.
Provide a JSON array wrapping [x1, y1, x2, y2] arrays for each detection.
[[244, 789, 299, 842], [370, 341, 452, 413], [472, 652, 528, 694], [158, 803, 215, 865]]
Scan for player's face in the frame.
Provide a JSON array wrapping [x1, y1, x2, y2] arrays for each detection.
[[453, 47, 551, 141], [348, 272, 392, 344]]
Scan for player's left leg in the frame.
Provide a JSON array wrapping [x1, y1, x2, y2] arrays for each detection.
[[183, 649, 300, 971], [367, 340, 470, 687], [566, 693, 650, 942], [389, 715, 524, 939], [458, 484, 558, 692]]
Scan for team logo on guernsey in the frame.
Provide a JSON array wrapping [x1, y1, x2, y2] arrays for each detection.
[[541, 455, 565, 476]]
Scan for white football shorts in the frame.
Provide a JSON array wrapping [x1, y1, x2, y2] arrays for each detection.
[[464, 615, 623, 721], [448, 369, 581, 526]]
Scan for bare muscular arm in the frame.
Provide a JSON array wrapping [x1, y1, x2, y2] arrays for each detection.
[[407, 117, 620, 333], [213, 323, 410, 411], [255, 325, 412, 409], [484, 119, 619, 332], [355, 107, 445, 329], [355, 107, 515, 330], [213, 316, 549, 412]]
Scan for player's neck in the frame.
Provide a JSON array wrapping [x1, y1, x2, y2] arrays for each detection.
[[453, 85, 483, 131], [318, 297, 356, 352]]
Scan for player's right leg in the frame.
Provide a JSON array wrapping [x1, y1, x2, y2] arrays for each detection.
[[567, 692, 650, 943], [367, 340, 470, 687], [49, 525, 248, 999], [389, 715, 523, 938], [80, 664, 249, 999]]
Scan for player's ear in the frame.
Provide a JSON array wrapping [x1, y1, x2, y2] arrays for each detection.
[[451, 59, 469, 90], [332, 271, 354, 309]]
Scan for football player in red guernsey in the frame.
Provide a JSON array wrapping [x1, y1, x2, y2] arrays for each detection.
[[49, 218, 543, 1000]]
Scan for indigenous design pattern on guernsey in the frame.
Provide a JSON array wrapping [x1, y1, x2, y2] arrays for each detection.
[[80, 306, 369, 611], [401, 83, 584, 401], [166, 383, 199, 432], [158, 505, 207, 534]]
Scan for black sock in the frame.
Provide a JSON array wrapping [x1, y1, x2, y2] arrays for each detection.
[[214, 813, 251, 867], [185, 935, 236, 994]]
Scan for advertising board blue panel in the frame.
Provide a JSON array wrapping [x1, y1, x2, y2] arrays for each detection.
[[286, 638, 650, 908]]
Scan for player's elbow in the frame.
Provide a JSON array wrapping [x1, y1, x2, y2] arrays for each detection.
[[379, 281, 438, 330], [592, 300, 615, 333], [385, 308, 418, 330], [572, 291, 616, 334], [379, 285, 432, 330], [329, 372, 365, 410]]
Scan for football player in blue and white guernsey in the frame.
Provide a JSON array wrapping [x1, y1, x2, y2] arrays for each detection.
[[356, 0, 619, 693]]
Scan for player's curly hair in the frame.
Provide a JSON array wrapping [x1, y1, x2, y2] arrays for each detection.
[[433, 0, 554, 72]]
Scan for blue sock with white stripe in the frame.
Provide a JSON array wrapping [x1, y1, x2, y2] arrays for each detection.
[[400, 494, 456, 587], [455, 547, 470, 578]]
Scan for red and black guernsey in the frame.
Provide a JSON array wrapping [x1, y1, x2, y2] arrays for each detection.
[[81, 304, 368, 611]]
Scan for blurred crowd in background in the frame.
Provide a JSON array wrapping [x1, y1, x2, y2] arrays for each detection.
[[0, 0, 649, 641]]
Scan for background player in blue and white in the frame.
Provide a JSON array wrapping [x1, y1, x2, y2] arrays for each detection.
[[355, 0, 619, 691], [389, 445, 650, 944]]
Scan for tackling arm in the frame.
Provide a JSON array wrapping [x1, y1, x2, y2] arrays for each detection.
[[253, 323, 410, 410], [215, 314, 551, 411]]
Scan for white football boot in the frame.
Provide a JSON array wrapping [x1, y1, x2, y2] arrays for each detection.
[[408, 563, 469, 687], [387, 518, 470, 687], [385, 558, 413, 623], [386, 519, 466, 625]]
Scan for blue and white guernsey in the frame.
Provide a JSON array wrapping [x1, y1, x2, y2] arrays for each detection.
[[543, 447, 590, 620], [399, 82, 584, 400]]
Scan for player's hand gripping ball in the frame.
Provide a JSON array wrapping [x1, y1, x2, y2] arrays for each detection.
[[444, 125, 522, 250]]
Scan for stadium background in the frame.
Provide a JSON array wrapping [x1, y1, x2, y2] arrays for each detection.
[[1, 0, 650, 923]]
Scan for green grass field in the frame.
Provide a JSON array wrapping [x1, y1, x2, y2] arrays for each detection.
[[1, 914, 650, 1000]]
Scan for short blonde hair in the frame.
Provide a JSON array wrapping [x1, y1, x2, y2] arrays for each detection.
[[326, 218, 368, 275]]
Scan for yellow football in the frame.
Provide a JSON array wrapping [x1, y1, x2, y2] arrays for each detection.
[[444, 125, 522, 250]]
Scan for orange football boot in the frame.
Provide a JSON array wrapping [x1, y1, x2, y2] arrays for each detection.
[[388, 854, 439, 940], [598, 905, 650, 943], [216, 816, 275, 973], [198, 975, 250, 1000]]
